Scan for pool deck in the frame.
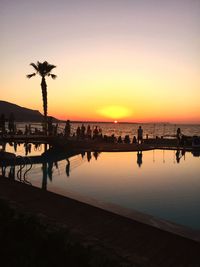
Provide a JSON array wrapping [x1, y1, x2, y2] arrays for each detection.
[[0, 134, 198, 152], [2, 136, 198, 167], [0, 177, 200, 267]]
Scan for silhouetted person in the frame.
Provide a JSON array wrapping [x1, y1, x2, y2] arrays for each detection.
[[176, 128, 181, 146], [81, 124, 86, 138], [8, 113, 15, 134], [86, 125, 92, 139], [0, 113, 6, 135], [124, 135, 130, 144], [137, 151, 143, 167], [66, 158, 70, 177], [76, 126, 81, 140], [132, 136, 137, 144], [99, 127, 102, 135], [110, 134, 116, 143], [93, 126, 99, 139], [137, 126, 143, 144], [117, 136, 123, 143], [64, 120, 71, 137]]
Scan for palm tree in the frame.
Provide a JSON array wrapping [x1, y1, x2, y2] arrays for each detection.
[[27, 61, 57, 134]]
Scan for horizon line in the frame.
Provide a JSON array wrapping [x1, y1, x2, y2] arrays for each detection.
[[57, 120, 200, 125]]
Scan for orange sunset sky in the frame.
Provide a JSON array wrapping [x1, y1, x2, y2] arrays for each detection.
[[1, 0, 200, 123]]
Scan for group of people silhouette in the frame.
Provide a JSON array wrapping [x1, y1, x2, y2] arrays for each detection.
[[75, 124, 102, 140], [0, 115, 186, 148], [0, 113, 16, 135], [69, 124, 145, 144]]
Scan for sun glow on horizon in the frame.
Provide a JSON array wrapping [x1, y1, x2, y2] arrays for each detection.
[[97, 106, 132, 120]]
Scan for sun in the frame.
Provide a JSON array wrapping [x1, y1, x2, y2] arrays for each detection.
[[97, 105, 131, 120]]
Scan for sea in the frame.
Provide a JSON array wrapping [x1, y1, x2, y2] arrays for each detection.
[[15, 122, 200, 138]]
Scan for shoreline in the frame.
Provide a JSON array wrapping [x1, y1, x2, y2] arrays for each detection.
[[0, 176, 200, 266]]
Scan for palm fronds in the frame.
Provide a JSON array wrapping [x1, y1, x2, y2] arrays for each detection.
[[27, 61, 57, 78], [48, 74, 57, 79], [26, 73, 36, 78], [30, 63, 39, 72]]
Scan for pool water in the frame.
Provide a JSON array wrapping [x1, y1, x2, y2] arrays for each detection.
[[2, 146, 200, 230]]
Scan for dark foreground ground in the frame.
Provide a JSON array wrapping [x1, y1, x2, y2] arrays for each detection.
[[0, 177, 200, 267]]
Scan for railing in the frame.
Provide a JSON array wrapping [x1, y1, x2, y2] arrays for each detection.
[[16, 156, 32, 185]]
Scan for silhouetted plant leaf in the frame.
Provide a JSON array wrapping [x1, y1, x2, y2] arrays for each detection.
[[51, 74, 57, 79], [30, 63, 38, 72], [26, 73, 36, 78]]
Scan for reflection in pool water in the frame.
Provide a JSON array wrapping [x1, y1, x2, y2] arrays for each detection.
[[1, 144, 200, 230]]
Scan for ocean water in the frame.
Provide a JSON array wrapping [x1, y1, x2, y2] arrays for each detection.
[[71, 122, 200, 138], [15, 122, 200, 138]]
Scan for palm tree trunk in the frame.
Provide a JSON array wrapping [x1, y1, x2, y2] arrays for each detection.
[[41, 77, 47, 135]]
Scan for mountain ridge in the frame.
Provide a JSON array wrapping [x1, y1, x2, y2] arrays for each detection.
[[0, 100, 58, 122]]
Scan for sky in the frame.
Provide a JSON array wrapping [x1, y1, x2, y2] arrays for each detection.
[[1, 0, 200, 123]]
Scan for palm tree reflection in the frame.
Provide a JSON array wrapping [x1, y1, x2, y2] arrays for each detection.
[[42, 160, 57, 190], [66, 158, 70, 177], [47, 161, 53, 181], [42, 162, 48, 190]]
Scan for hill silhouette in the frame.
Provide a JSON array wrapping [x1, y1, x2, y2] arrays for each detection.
[[0, 100, 58, 122]]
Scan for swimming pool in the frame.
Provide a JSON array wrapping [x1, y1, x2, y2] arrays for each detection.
[[3, 147, 197, 232]]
